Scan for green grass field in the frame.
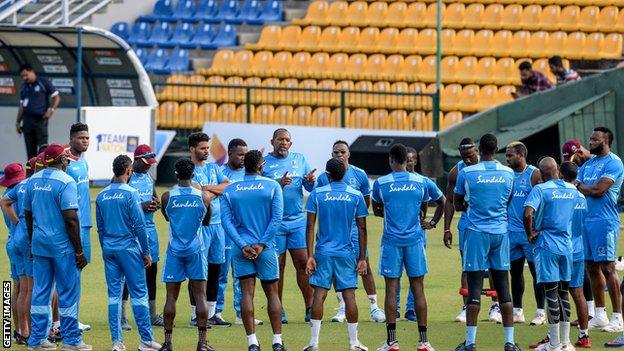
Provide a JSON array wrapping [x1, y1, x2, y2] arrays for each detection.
[[1, 187, 623, 350]]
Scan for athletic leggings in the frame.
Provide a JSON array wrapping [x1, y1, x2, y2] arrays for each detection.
[[510, 258, 545, 310], [189, 263, 221, 305], [123, 263, 158, 301]]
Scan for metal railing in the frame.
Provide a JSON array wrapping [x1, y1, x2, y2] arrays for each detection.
[[152, 81, 439, 131], [0, 0, 111, 25]]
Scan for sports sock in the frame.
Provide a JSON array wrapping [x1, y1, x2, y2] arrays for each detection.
[[310, 319, 321, 346], [596, 307, 607, 319], [386, 323, 396, 344], [369, 295, 379, 311], [612, 312, 623, 322], [548, 323, 561, 347], [587, 300, 595, 317], [418, 325, 428, 343], [337, 292, 346, 309], [247, 334, 259, 347], [272, 334, 282, 345], [191, 305, 197, 320], [207, 301, 216, 319], [347, 322, 359, 345], [579, 329, 588, 337], [560, 321, 570, 345], [466, 326, 477, 346], [504, 327, 514, 344]]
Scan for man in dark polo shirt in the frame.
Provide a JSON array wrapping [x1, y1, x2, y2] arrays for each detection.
[[15, 63, 61, 158]]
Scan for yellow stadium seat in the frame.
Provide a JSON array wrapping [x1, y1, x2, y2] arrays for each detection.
[[292, 106, 312, 126], [501, 5, 522, 31], [409, 111, 428, 131], [198, 103, 217, 125], [357, 27, 380, 53], [335, 80, 355, 106], [347, 108, 370, 129], [205, 75, 224, 102], [425, 3, 444, 28], [216, 103, 236, 123], [496, 85, 515, 105], [527, 31, 549, 58], [386, 1, 407, 28], [456, 56, 477, 84], [244, 77, 261, 87], [337, 27, 361, 53], [510, 31, 530, 58], [310, 107, 333, 127], [473, 29, 494, 57], [454, 29, 475, 56], [345, 54, 367, 80], [250, 51, 273, 77], [386, 110, 409, 131], [495, 57, 518, 85], [441, 56, 459, 83], [456, 85, 479, 112], [520, 5, 541, 30], [158, 101, 178, 128], [583, 32, 604, 59], [288, 52, 311, 79], [365, 1, 388, 27], [369, 109, 389, 129], [351, 80, 373, 107], [388, 82, 410, 109], [381, 54, 404, 81], [416, 29, 436, 55], [299, 79, 318, 105], [207, 49, 234, 75], [483, 4, 504, 30], [298, 26, 322, 52], [158, 74, 186, 101], [274, 105, 294, 125], [371, 81, 391, 108], [246, 25, 281, 51], [559, 6, 580, 32], [326, 53, 349, 80], [270, 51, 292, 78], [327, 1, 350, 27], [616, 10, 624, 33], [277, 25, 302, 52], [563, 32, 586, 59], [330, 108, 346, 127], [442, 111, 463, 130], [346, 1, 369, 26], [308, 52, 330, 79], [256, 78, 279, 104], [185, 75, 205, 102], [294, 1, 328, 26], [475, 57, 497, 84], [464, 3, 485, 29], [279, 78, 299, 105], [402, 55, 422, 82], [491, 30, 513, 57], [253, 105, 274, 124], [476, 85, 498, 111], [377, 27, 400, 54], [540, 5, 561, 31], [533, 58, 556, 83], [397, 28, 418, 55], [318, 26, 341, 53], [545, 31, 567, 57], [234, 105, 250, 123], [223, 76, 245, 104], [597, 6, 619, 33], [602, 33, 623, 58], [441, 29, 456, 55], [363, 54, 385, 80], [405, 2, 428, 28], [231, 50, 254, 77], [419, 55, 437, 82], [444, 3, 465, 29], [579, 6, 599, 33]]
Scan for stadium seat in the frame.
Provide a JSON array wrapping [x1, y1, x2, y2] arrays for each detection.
[[457, 85, 479, 112], [250, 51, 273, 77], [388, 82, 410, 109], [254, 105, 274, 124], [336, 80, 356, 106], [441, 29, 456, 55], [520, 5, 541, 30], [309, 53, 330, 79], [347, 108, 370, 129], [597, 6, 618, 33], [198, 103, 217, 124], [483, 4, 504, 30], [491, 30, 512, 57], [289, 52, 311, 79], [442, 111, 463, 129], [247, 25, 280, 51], [292, 106, 312, 125], [178, 102, 198, 129], [476, 85, 498, 110], [231, 0, 261, 24], [294, 1, 328, 26], [444, 3, 465, 29], [185, 75, 205, 101], [424, 3, 443, 28], [128, 22, 151, 46], [494, 57, 518, 85], [583, 32, 604, 59], [218, 0, 241, 23], [540, 5, 561, 31], [318, 26, 341, 52], [147, 21, 173, 47], [158, 74, 185, 101], [317, 79, 337, 105], [456, 56, 477, 83], [616, 9, 624, 32], [223, 76, 246, 104], [209, 24, 237, 49], [509, 31, 530, 58], [406, 2, 428, 28], [365, 1, 388, 27], [387, 110, 410, 130], [369, 109, 389, 129], [371, 81, 391, 108], [231, 50, 254, 76], [386, 2, 407, 28], [299, 79, 318, 105], [142, 0, 174, 22], [415, 29, 436, 55], [563, 32, 586, 59], [381, 55, 404, 81], [358, 27, 380, 53], [166, 47, 190, 73], [496, 85, 515, 105], [310, 107, 332, 127], [464, 3, 485, 29], [559, 6, 580, 32], [271, 52, 293, 78], [527, 31, 549, 58], [193, 23, 217, 49], [579, 6, 599, 32], [157, 101, 178, 128], [327, 53, 350, 80], [378, 27, 400, 54], [193, 0, 219, 22], [215, 103, 236, 122], [326, 1, 349, 27], [205, 75, 225, 102], [133, 47, 149, 65], [165, 22, 194, 48], [279, 78, 299, 104], [473, 29, 494, 57], [419, 56, 437, 82], [402, 55, 422, 82], [346, 1, 369, 27], [346, 54, 368, 80], [454, 30, 475, 56], [298, 26, 322, 52], [397, 28, 418, 55], [251, 0, 283, 24], [475, 57, 497, 84], [144, 48, 169, 74], [276, 25, 302, 52], [206, 49, 234, 75], [173, 0, 195, 22], [409, 111, 429, 132], [337, 27, 361, 53], [533, 58, 556, 83], [545, 31, 567, 57], [501, 5, 522, 31], [601, 33, 623, 58], [274, 105, 294, 125], [110, 22, 130, 41]]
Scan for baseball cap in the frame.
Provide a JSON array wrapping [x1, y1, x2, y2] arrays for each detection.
[[26, 157, 37, 172], [44, 144, 67, 164], [36, 152, 46, 168], [0, 163, 26, 187], [134, 144, 157, 164], [562, 139, 581, 161]]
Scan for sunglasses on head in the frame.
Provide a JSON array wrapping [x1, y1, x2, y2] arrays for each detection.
[[458, 144, 475, 151], [137, 152, 156, 159]]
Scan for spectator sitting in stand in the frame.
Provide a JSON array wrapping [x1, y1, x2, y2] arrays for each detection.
[[548, 56, 581, 86], [512, 61, 553, 99]]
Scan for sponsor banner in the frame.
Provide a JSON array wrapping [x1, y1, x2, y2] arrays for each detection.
[[202, 122, 435, 173], [82, 106, 153, 180]]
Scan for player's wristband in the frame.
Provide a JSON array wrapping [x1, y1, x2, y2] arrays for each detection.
[[444, 229, 451, 233], [429, 220, 437, 228]]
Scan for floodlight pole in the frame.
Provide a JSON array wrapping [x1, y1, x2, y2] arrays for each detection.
[[433, 0, 442, 132], [76, 27, 82, 122]]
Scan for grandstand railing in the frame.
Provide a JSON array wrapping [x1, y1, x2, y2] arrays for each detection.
[[152, 81, 439, 130], [0, 0, 112, 25]]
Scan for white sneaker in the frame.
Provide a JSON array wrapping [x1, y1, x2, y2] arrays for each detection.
[[138, 340, 162, 351], [601, 317, 624, 332], [350, 341, 369, 351], [561, 343, 576, 350], [488, 304, 502, 323], [27, 340, 58, 350], [78, 322, 91, 332], [455, 306, 467, 323], [530, 311, 547, 326], [370, 308, 386, 323], [332, 306, 346, 323], [376, 341, 399, 351], [418, 341, 436, 350], [615, 256, 624, 272], [60, 342, 93, 350], [536, 343, 562, 351], [234, 316, 264, 325], [111, 341, 126, 351], [513, 308, 525, 323], [302, 345, 319, 351], [588, 314, 610, 329]]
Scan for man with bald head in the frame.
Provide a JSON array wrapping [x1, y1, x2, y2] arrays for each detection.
[[524, 157, 586, 351]]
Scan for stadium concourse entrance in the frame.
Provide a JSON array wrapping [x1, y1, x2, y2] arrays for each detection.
[[0, 25, 157, 177]]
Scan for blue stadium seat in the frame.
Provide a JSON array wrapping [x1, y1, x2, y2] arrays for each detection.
[[144, 48, 169, 74], [173, 0, 196, 22], [140, 0, 174, 22], [148, 21, 173, 47], [166, 47, 190, 73], [110, 22, 130, 41], [133, 47, 149, 65], [127, 21, 151, 46], [248, 0, 283, 25], [207, 23, 237, 49], [193, 23, 217, 49], [193, 0, 219, 23], [167, 22, 195, 48], [231, 0, 261, 25], [218, 0, 240, 23]]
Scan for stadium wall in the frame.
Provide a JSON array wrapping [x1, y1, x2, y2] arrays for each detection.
[[91, 0, 158, 31]]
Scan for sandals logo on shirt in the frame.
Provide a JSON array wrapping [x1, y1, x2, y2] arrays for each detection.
[[95, 134, 139, 153]]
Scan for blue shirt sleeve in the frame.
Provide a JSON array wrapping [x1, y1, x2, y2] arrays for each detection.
[[355, 193, 368, 218], [454, 169, 466, 196], [602, 158, 624, 182], [215, 164, 228, 183], [359, 171, 371, 197], [60, 181, 79, 211], [305, 190, 317, 213], [425, 178, 443, 201], [129, 191, 150, 256], [95, 199, 104, 248], [371, 180, 381, 203], [40, 78, 57, 97], [220, 193, 246, 249], [524, 186, 542, 211], [316, 173, 328, 187], [260, 183, 283, 247]]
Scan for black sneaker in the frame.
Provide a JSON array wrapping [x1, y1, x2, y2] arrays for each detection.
[[190, 317, 197, 327], [208, 314, 232, 328], [272, 343, 286, 351], [453, 341, 477, 351], [248, 345, 261, 351], [160, 341, 173, 351], [197, 341, 217, 351], [151, 314, 165, 326], [504, 342, 522, 351]]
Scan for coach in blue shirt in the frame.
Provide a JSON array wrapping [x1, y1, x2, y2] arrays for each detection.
[[15, 63, 60, 159]]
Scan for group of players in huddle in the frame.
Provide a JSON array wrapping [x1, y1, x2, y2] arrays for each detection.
[[1, 123, 623, 351]]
